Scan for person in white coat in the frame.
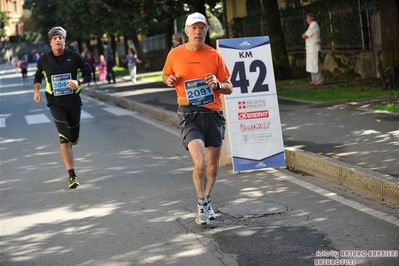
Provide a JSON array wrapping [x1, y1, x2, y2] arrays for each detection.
[[302, 13, 324, 86]]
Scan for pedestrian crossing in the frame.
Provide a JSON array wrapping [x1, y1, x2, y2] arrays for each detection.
[[25, 114, 51, 125], [0, 107, 137, 128]]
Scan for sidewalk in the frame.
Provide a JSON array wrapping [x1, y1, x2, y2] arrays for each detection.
[[81, 73, 399, 207]]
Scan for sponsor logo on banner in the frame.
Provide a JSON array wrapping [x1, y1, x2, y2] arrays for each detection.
[[240, 41, 251, 47], [237, 99, 267, 110], [255, 162, 266, 168], [240, 122, 271, 132], [241, 132, 273, 142], [238, 110, 269, 120]]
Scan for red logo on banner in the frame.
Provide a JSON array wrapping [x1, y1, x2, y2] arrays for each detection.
[[238, 101, 247, 109], [238, 110, 269, 120], [239, 122, 271, 132]]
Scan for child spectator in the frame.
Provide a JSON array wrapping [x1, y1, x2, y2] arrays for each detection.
[[98, 55, 107, 82]]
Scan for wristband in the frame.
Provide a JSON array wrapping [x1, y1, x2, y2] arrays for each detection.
[[216, 81, 222, 91]]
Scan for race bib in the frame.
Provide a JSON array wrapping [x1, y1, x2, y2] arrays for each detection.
[[184, 78, 215, 106], [51, 73, 73, 96]]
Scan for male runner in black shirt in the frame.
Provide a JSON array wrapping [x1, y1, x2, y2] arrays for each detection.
[[33, 26, 92, 189]]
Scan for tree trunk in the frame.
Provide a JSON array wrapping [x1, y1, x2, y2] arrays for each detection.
[[192, 0, 212, 46], [379, 0, 399, 90], [130, 28, 143, 61], [110, 35, 117, 66], [84, 39, 93, 53], [261, 0, 293, 80], [96, 36, 103, 58]]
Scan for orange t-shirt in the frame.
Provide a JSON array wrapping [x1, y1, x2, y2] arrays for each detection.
[[162, 44, 230, 112]]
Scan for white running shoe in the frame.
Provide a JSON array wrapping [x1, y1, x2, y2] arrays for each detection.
[[195, 201, 210, 225], [207, 197, 216, 220]]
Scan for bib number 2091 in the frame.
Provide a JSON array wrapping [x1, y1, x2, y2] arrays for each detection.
[[230, 60, 269, 94]]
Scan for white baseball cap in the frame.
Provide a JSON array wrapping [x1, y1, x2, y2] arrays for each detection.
[[185, 12, 208, 27]]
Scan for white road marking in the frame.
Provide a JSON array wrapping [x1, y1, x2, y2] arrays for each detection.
[[81, 110, 94, 119], [24, 114, 51, 125], [280, 173, 399, 227], [0, 117, 5, 128]]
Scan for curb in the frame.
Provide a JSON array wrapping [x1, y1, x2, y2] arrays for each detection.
[[285, 148, 399, 206], [82, 88, 399, 207]]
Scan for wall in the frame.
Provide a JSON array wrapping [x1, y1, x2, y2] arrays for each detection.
[[288, 50, 381, 80]]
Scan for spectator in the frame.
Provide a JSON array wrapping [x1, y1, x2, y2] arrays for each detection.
[[302, 13, 324, 86], [171, 33, 183, 49], [85, 51, 97, 86], [34, 53, 40, 63], [18, 56, 28, 85], [98, 55, 108, 82], [123, 48, 142, 83], [102, 41, 116, 84]]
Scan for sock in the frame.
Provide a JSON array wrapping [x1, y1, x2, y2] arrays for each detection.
[[68, 169, 76, 177], [198, 198, 206, 204]]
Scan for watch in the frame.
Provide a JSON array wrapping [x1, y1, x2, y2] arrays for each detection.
[[77, 78, 84, 86], [216, 81, 223, 91]]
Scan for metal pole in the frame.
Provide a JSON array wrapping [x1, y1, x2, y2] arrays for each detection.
[[222, 0, 229, 38], [358, 0, 365, 49], [365, 1, 372, 49], [174, 19, 177, 34], [329, 11, 334, 50]]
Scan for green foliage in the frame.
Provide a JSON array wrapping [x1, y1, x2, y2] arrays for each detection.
[[25, 0, 223, 44], [0, 11, 8, 37], [371, 103, 399, 113], [278, 80, 399, 102]]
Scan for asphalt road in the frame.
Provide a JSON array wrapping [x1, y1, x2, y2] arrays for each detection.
[[1, 63, 398, 265]]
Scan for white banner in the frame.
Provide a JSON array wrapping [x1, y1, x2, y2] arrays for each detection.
[[218, 36, 286, 172]]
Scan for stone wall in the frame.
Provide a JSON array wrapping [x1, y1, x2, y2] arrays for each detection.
[[288, 50, 381, 80]]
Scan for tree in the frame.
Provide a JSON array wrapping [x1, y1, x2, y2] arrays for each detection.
[[0, 11, 8, 38], [23, 0, 225, 65], [261, 0, 293, 80], [379, 0, 399, 90]]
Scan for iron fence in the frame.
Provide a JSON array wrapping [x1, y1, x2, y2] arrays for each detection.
[[230, 0, 381, 51]]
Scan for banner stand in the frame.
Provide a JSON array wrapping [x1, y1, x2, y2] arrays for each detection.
[[220, 95, 232, 167]]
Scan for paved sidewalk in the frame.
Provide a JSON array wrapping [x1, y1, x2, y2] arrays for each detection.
[[81, 74, 399, 206]]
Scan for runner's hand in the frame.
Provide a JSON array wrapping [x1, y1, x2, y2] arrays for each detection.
[[67, 80, 79, 90], [33, 91, 42, 103], [167, 75, 180, 87]]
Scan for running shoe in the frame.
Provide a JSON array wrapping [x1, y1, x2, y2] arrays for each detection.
[[68, 176, 80, 189], [195, 201, 210, 225], [207, 197, 216, 220]]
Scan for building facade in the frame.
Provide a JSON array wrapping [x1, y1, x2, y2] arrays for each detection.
[[0, 0, 24, 38]]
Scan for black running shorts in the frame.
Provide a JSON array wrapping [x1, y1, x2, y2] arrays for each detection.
[[49, 105, 81, 144], [177, 105, 226, 150]]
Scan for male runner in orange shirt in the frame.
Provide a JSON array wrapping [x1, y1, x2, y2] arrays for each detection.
[[162, 12, 233, 225]]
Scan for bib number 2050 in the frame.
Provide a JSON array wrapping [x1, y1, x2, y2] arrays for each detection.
[[230, 60, 269, 94]]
